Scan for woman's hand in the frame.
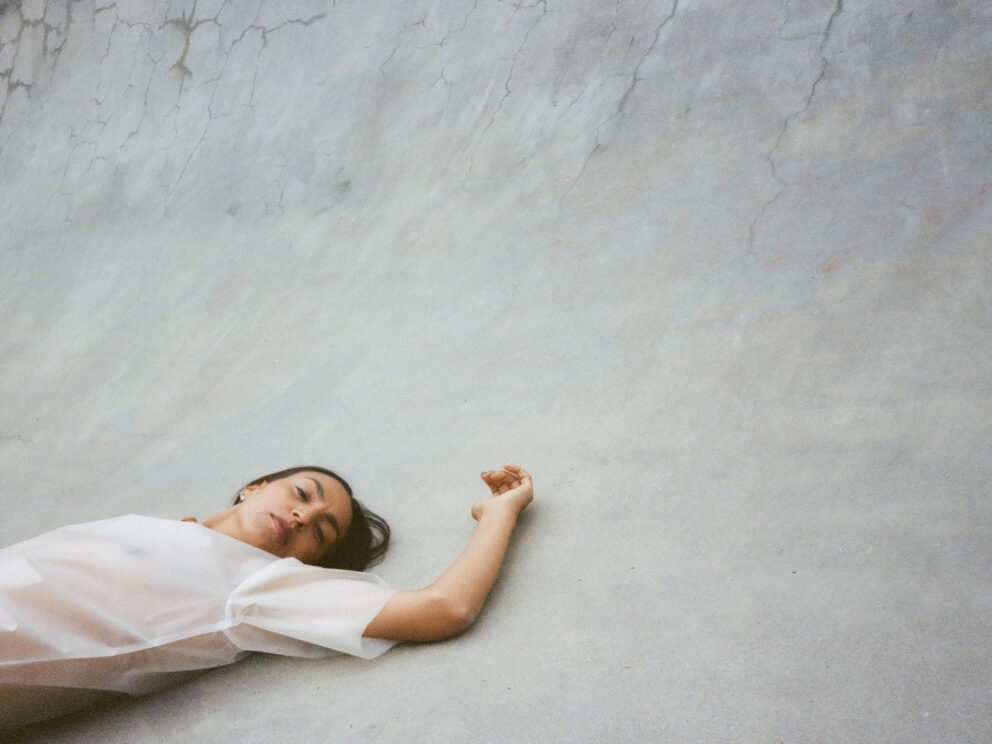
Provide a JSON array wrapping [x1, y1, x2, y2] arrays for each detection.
[[472, 464, 533, 521]]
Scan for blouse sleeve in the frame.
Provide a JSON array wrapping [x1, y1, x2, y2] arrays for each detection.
[[224, 558, 398, 660]]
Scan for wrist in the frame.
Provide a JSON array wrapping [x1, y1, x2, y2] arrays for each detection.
[[478, 501, 519, 525]]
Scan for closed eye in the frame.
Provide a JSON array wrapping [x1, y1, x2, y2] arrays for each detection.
[[295, 485, 325, 541]]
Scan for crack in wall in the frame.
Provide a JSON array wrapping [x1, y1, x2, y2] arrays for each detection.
[[559, 0, 679, 208], [164, 7, 327, 208], [458, 0, 548, 191], [436, 0, 480, 48], [0, 3, 29, 135], [550, 78, 591, 129], [165, 1, 228, 92], [118, 48, 159, 152], [747, 0, 843, 256], [227, 6, 325, 105], [45, 126, 99, 210], [1, 1, 73, 170], [378, 40, 401, 77], [426, 63, 455, 100], [228, 9, 326, 53], [616, 0, 678, 117], [479, 0, 547, 138], [38, 2, 162, 218]]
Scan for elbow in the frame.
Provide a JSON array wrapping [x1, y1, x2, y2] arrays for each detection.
[[446, 600, 478, 636], [433, 594, 477, 639], [365, 588, 482, 643]]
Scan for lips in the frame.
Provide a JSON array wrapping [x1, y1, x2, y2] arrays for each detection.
[[270, 514, 290, 544]]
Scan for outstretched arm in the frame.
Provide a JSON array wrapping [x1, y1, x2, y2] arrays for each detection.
[[362, 464, 534, 642]]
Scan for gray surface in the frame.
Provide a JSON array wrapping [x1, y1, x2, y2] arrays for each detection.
[[1, 0, 990, 741]]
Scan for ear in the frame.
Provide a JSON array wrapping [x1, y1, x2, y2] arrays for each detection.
[[238, 481, 266, 501]]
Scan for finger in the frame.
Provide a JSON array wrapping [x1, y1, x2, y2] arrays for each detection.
[[482, 472, 509, 495], [503, 464, 530, 481], [505, 464, 530, 482]]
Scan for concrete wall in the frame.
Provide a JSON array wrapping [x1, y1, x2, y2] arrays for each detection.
[[2, 1, 990, 741]]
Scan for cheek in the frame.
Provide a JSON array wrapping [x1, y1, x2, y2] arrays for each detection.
[[291, 535, 324, 564]]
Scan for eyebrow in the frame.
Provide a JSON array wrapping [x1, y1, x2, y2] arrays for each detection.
[[305, 476, 325, 502], [305, 477, 340, 535]]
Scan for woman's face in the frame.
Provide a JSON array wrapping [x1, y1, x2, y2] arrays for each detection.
[[235, 470, 353, 564]]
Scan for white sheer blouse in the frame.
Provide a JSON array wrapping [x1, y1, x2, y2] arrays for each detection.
[[0, 515, 397, 726]]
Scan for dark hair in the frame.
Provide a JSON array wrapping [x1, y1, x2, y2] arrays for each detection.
[[236, 465, 390, 571]]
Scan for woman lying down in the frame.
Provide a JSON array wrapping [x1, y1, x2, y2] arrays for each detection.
[[0, 463, 534, 729]]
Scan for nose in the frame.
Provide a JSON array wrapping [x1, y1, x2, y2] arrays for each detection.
[[290, 506, 318, 527]]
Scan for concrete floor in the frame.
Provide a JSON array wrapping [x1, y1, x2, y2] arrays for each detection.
[[2, 0, 990, 741]]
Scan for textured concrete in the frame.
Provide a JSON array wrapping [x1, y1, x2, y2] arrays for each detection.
[[1, 0, 991, 741]]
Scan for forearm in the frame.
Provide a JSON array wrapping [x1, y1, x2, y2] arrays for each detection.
[[426, 505, 518, 623], [362, 506, 521, 641], [362, 464, 533, 642]]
